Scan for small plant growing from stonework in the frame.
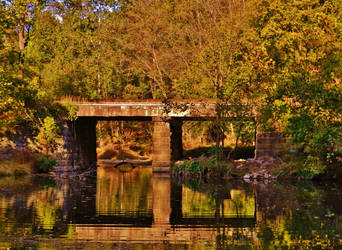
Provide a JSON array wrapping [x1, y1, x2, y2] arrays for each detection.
[[58, 101, 78, 121], [35, 116, 60, 155]]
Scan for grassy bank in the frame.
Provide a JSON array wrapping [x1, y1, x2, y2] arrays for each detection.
[[97, 143, 152, 161], [173, 146, 257, 180], [0, 150, 37, 176], [173, 152, 342, 182], [0, 150, 57, 177], [184, 145, 255, 159], [0, 161, 32, 176]]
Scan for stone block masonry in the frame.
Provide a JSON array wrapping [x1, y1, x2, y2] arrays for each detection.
[[152, 118, 184, 173], [57, 118, 97, 171], [255, 132, 284, 159], [152, 117, 171, 172]]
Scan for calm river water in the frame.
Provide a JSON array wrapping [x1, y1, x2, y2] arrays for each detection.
[[0, 166, 342, 249]]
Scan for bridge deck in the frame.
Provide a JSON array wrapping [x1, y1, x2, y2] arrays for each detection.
[[76, 100, 253, 119]]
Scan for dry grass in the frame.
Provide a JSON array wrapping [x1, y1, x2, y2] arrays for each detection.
[[0, 150, 37, 176], [97, 144, 151, 161], [0, 161, 32, 176], [98, 146, 118, 159], [57, 95, 90, 104]]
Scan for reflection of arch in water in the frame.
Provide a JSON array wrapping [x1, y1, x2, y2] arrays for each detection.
[[96, 166, 153, 217], [95, 168, 257, 225], [96, 168, 256, 220]]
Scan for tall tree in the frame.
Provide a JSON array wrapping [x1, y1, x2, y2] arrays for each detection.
[[252, 0, 342, 170]]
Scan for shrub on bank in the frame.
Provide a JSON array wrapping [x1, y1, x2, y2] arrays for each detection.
[[185, 146, 255, 159], [173, 155, 231, 178], [32, 157, 57, 173]]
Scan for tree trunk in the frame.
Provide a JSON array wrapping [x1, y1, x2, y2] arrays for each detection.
[[18, 24, 25, 51], [227, 124, 242, 161], [215, 132, 220, 161], [18, 24, 25, 78]]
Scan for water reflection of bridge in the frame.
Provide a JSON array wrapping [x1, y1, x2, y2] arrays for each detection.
[[75, 224, 257, 243], [73, 167, 258, 244]]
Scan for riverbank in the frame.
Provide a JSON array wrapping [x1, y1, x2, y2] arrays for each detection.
[[1, 139, 340, 182], [0, 147, 36, 176], [0, 147, 57, 177], [172, 154, 342, 182], [172, 156, 283, 181]]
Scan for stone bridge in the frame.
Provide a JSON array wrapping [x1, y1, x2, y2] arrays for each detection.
[[60, 100, 282, 172]]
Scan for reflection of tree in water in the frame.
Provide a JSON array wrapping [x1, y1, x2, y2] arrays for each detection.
[[177, 178, 342, 248], [27, 186, 65, 231], [182, 188, 255, 218], [0, 196, 17, 237], [230, 190, 244, 218], [254, 182, 342, 249], [179, 180, 257, 247], [213, 189, 257, 248], [0, 176, 68, 238]]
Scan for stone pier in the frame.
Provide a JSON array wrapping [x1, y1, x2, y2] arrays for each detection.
[[152, 118, 172, 172], [152, 118, 183, 173]]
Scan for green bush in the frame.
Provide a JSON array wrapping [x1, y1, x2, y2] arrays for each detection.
[[35, 116, 60, 155], [32, 157, 57, 173], [297, 156, 326, 179], [173, 155, 231, 178]]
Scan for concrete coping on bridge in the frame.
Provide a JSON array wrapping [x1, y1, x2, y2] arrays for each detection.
[[77, 103, 217, 107], [75, 100, 254, 119], [73, 99, 250, 106], [71, 99, 221, 103]]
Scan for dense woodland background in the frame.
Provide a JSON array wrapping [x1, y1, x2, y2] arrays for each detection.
[[0, 0, 342, 176]]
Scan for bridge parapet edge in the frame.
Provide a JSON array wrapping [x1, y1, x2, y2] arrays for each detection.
[[76, 100, 254, 119]]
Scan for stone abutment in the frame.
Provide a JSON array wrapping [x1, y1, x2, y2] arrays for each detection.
[[255, 132, 284, 159]]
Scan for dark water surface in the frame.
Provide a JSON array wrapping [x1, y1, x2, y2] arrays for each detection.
[[0, 166, 342, 249]]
